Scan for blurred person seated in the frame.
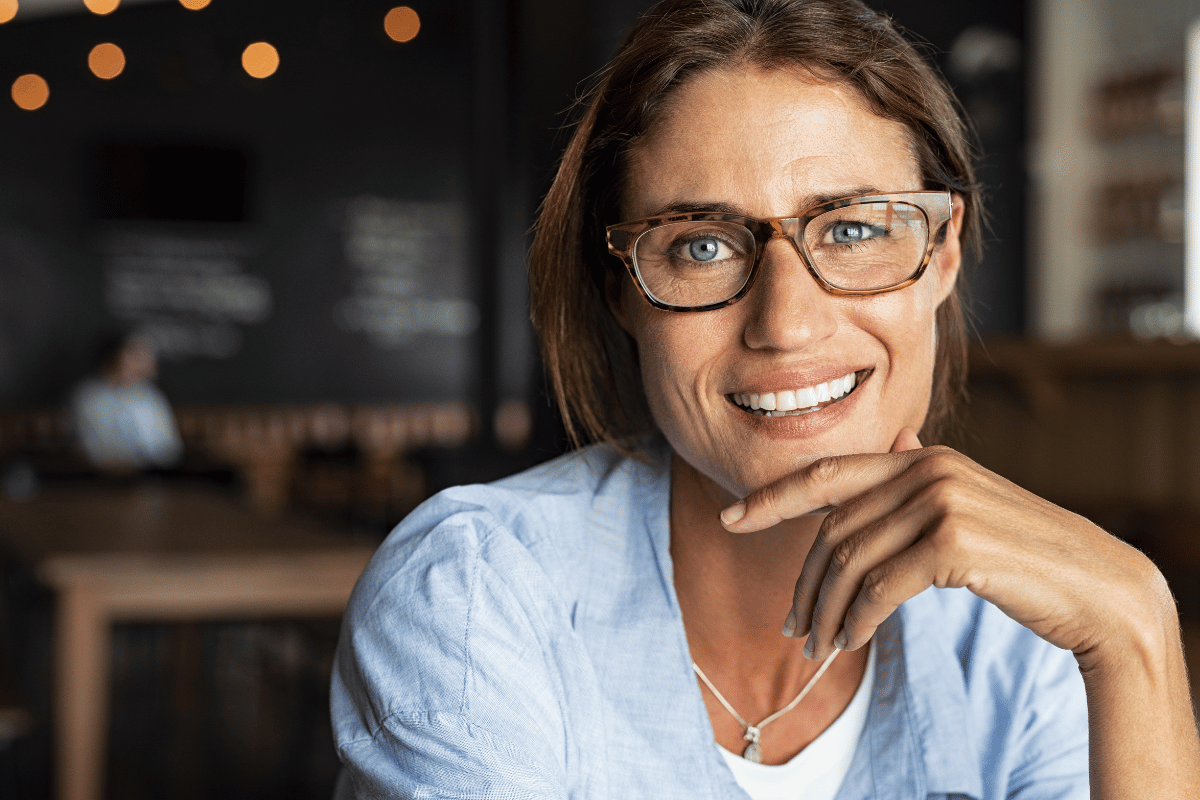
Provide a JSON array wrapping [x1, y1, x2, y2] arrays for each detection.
[[71, 332, 182, 474]]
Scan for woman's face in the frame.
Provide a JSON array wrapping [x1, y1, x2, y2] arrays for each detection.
[[615, 67, 963, 499]]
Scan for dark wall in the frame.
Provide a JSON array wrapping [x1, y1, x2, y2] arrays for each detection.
[[0, 0, 481, 405], [873, 0, 1028, 335]]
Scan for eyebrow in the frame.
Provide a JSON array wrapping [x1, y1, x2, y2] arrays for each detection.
[[644, 186, 887, 219]]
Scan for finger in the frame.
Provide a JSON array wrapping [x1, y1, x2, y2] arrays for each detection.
[[786, 459, 944, 640], [890, 427, 922, 453], [832, 535, 945, 653], [721, 447, 935, 533], [798, 496, 932, 657]]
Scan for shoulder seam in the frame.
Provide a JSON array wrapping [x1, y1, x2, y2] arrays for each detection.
[[338, 709, 563, 781]]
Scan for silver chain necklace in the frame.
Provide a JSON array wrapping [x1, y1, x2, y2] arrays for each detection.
[[692, 649, 840, 763]]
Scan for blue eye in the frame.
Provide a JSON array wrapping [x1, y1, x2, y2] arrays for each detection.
[[688, 238, 720, 261], [831, 222, 882, 244]]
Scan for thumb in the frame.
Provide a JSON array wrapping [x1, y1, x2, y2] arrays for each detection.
[[890, 426, 922, 453]]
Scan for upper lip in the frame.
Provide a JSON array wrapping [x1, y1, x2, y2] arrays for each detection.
[[727, 366, 870, 396]]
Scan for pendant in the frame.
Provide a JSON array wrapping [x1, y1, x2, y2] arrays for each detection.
[[742, 725, 762, 763]]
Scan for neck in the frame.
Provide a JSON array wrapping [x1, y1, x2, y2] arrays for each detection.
[[669, 453, 823, 683], [669, 453, 871, 763]]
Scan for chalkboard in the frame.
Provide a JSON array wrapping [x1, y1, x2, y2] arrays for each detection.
[[0, 0, 522, 407]]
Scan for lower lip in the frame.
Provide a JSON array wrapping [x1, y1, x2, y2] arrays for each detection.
[[726, 372, 871, 440]]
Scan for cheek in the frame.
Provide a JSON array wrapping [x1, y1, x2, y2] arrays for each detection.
[[622, 303, 686, 407], [625, 306, 730, 432], [857, 282, 941, 397], [634, 315, 703, 408]]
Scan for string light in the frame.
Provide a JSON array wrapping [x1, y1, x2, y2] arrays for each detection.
[[12, 74, 49, 111], [241, 42, 279, 79], [83, 0, 119, 15], [178, 0, 210, 9], [384, 6, 420, 43], [0, 0, 17, 25], [88, 43, 126, 79]]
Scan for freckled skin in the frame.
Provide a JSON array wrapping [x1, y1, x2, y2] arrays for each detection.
[[614, 68, 962, 501]]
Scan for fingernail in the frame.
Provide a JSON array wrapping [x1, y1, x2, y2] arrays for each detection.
[[833, 631, 848, 650], [803, 637, 815, 658], [782, 609, 797, 637], [720, 501, 746, 526]]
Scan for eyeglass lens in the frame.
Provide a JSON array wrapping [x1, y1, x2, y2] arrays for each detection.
[[631, 200, 929, 308]]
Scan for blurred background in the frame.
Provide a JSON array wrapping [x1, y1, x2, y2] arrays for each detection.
[[0, 0, 1198, 798]]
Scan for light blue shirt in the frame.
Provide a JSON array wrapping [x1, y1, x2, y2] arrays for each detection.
[[71, 378, 182, 469], [331, 440, 1089, 799]]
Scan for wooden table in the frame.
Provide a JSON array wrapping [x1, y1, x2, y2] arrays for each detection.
[[0, 485, 377, 800]]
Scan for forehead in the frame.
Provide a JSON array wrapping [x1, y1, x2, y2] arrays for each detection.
[[623, 67, 921, 219]]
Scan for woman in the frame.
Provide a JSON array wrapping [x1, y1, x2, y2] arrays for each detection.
[[332, 1, 1200, 797]]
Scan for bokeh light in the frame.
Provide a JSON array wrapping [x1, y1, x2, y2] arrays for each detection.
[[384, 6, 420, 43], [178, 0, 210, 9], [241, 42, 279, 79], [83, 0, 119, 15], [12, 74, 49, 111], [88, 43, 126, 80], [0, 0, 18, 25]]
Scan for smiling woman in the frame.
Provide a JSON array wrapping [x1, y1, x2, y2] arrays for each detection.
[[331, 1, 1200, 798]]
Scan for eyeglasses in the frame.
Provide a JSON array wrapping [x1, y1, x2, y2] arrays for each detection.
[[606, 191, 952, 312]]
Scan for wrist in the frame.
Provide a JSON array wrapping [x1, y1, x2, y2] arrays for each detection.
[[1074, 563, 1178, 679]]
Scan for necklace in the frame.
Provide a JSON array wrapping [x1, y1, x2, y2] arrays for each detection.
[[692, 649, 840, 763]]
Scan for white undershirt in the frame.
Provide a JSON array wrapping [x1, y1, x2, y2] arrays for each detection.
[[718, 641, 876, 800]]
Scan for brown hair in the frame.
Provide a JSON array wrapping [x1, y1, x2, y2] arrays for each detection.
[[529, 0, 979, 452]]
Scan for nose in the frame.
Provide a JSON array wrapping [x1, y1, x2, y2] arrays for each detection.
[[741, 235, 838, 352]]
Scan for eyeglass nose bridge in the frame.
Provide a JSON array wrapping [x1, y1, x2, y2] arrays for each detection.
[[749, 216, 836, 297], [758, 216, 813, 267]]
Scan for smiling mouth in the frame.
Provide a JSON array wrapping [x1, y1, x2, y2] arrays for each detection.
[[729, 369, 871, 417]]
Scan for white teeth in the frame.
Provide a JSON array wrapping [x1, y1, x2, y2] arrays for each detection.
[[831, 373, 854, 398], [732, 371, 861, 415]]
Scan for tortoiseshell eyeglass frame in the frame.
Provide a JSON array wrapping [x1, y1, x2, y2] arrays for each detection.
[[605, 190, 953, 313]]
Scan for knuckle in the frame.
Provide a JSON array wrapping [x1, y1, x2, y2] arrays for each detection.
[[923, 444, 958, 461], [861, 570, 891, 605], [929, 516, 970, 554], [923, 475, 962, 508], [813, 516, 842, 553], [807, 456, 842, 486], [829, 538, 858, 577], [749, 483, 783, 519], [917, 447, 960, 477]]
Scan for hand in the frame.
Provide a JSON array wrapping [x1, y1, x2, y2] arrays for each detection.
[[719, 428, 1165, 663]]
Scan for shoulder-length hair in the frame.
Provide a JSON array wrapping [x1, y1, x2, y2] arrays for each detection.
[[529, 0, 980, 452]]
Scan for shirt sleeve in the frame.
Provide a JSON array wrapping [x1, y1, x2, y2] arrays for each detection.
[[335, 712, 568, 799], [330, 500, 581, 799]]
